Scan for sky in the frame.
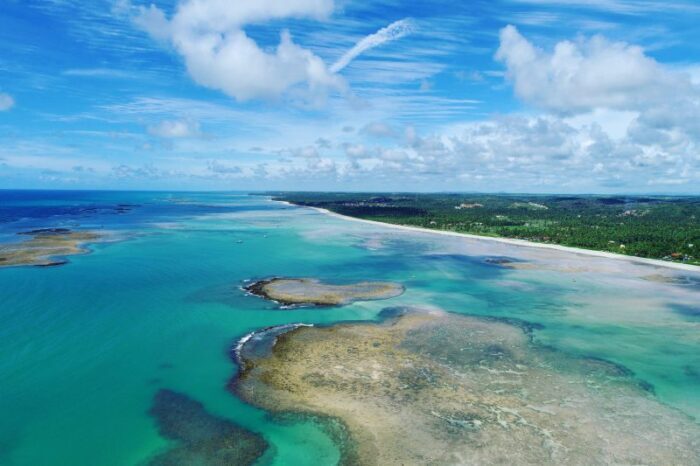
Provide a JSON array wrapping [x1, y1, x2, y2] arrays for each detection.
[[1, 0, 700, 193]]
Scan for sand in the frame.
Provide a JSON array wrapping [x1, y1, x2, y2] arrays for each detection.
[[244, 277, 404, 306], [274, 200, 698, 272], [0, 229, 102, 267]]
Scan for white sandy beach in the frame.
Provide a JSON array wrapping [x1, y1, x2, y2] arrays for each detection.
[[274, 200, 699, 273]]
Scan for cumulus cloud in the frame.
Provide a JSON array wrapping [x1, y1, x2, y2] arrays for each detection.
[[264, 111, 696, 191], [134, 0, 341, 102], [495, 25, 693, 114], [133, 1, 413, 103], [0, 93, 15, 111], [147, 119, 201, 138], [343, 143, 373, 159], [330, 18, 414, 73], [489, 25, 700, 190]]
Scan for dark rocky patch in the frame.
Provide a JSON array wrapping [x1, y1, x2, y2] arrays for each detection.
[[147, 389, 267, 466], [683, 365, 700, 381], [35, 260, 68, 268], [482, 256, 527, 267], [115, 203, 139, 213], [647, 275, 700, 288], [243, 279, 275, 302], [481, 315, 545, 334], [18, 228, 72, 236], [376, 306, 410, 321], [670, 303, 700, 318], [233, 324, 310, 371]]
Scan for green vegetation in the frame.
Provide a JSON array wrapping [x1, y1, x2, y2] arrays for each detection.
[[268, 193, 700, 266]]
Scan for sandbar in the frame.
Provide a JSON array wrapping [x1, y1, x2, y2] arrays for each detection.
[[0, 228, 102, 267], [244, 277, 404, 306], [276, 200, 699, 272]]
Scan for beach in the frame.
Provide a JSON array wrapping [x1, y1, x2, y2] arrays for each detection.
[[277, 202, 699, 272]]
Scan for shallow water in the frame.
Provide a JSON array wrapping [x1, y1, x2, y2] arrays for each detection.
[[236, 309, 700, 464], [0, 191, 698, 465]]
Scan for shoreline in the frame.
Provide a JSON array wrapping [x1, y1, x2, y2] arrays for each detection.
[[274, 200, 699, 273]]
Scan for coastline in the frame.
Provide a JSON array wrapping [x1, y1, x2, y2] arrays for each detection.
[[275, 200, 699, 273]]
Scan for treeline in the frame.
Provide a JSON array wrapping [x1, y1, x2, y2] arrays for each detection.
[[269, 192, 700, 265]]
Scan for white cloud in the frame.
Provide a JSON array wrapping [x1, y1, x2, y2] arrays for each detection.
[[565, 108, 638, 139], [0, 93, 15, 111], [343, 143, 372, 159], [259, 111, 698, 191], [330, 18, 414, 73], [133, 1, 413, 104], [134, 0, 342, 102], [147, 119, 201, 138], [492, 25, 700, 187], [360, 121, 397, 138], [688, 65, 700, 86], [495, 25, 692, 114]]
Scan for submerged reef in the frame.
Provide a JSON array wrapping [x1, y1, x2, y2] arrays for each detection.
[[244, 277, 404, 306], [235, 308, 700, 465], [0, 228, 102, 267], [643, 273, 700, 288], [482, 256, 529, 268], [147, 389, 267, 466]]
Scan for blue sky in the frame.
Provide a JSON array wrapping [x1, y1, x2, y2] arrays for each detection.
[[1, 0, 699, 192]]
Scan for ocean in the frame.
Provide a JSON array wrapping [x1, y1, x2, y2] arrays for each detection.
[[0, 190, 698, 465]]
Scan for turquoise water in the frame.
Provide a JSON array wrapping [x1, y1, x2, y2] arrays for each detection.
[[1, 191, 698, 465]]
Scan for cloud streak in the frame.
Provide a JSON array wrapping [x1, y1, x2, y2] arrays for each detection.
[[331, 19, 414, 73], [62, 68, 135, 79]]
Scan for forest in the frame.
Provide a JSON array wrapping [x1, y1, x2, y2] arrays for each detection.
[[268, 192, 700, 266]]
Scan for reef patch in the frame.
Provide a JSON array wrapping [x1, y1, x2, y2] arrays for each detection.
[[234, 308, 700, 465], [243, 277, 404, 307], [0, 228, 102, 267], [670, 303, 700, 319], [147, 389, 267, 466]]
